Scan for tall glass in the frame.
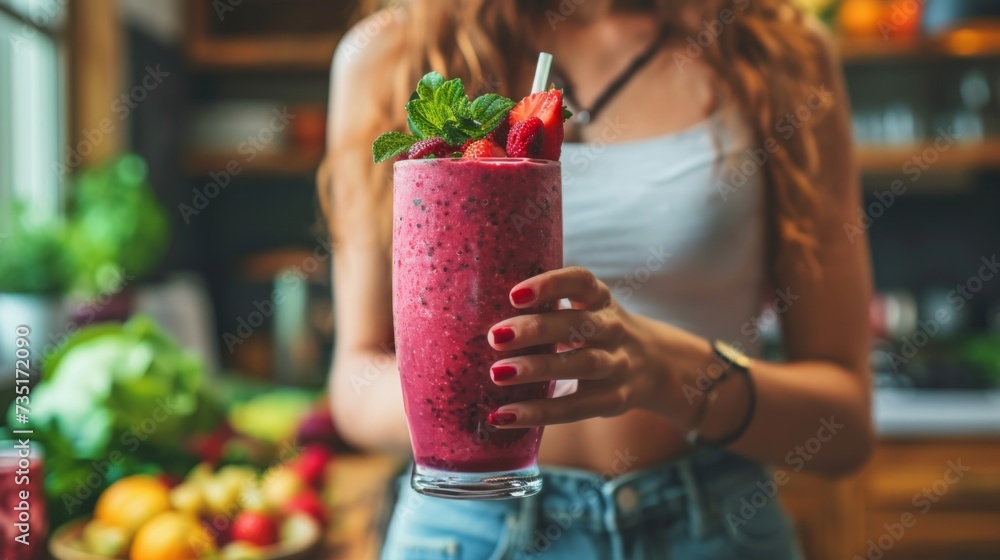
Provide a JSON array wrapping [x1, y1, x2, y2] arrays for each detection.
[[0, 442, 48, 560], [392, 158, 562, 499]]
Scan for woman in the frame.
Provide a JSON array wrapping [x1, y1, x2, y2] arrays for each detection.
[[321, 0, 873, 558]]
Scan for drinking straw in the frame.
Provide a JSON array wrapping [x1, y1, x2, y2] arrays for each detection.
[[531, 52, 554, 94]]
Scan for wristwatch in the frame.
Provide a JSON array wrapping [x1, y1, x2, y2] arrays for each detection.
[[712, 339, 752, 371], [685, 340, 756, 447]]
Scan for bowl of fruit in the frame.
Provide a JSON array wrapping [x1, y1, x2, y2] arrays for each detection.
[[50, 449, 331, 560]]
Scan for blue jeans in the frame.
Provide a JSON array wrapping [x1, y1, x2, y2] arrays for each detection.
[[381, 450, 804, 560]]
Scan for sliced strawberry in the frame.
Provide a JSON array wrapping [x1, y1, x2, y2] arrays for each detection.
[[507, 90, 565, 161], [506, 117, 545, 158], [408, 137, 455, 160], [462, 139, 506, 159]]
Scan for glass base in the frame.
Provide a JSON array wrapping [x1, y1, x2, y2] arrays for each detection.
[[411, 463, 543, 500]]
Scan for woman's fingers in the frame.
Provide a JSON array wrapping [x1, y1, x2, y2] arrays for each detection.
[[487, 384, 630, 428], [489, 308, 621, 350], [508, 266, 611, 310], [490, 348, 624, 385]]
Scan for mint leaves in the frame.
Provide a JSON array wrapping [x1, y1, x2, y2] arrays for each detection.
[[372, 72, 515, 164]]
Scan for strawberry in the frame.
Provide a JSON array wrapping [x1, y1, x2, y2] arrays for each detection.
[[506, 117, 545, 158], [407, 137, 455, 160], [283, 489, 328, 526], [462, 139, 506, 159], [231, 511, 279, 547], [291, 445, 331, 488], [507, 90, 566, 161]]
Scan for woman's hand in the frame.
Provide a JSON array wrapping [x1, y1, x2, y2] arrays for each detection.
[[486, 266, 689, 428]]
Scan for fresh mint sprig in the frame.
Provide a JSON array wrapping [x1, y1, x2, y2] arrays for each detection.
[[372, 72, 515, 164]]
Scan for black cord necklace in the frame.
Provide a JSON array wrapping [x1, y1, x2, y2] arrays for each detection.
[[552, 29, 668, 126]]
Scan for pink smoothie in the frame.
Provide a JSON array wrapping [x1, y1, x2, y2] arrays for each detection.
[[392, 158, 562, 473]]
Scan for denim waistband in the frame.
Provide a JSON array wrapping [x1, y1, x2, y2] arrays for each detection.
[[530, 449, 764, 536]]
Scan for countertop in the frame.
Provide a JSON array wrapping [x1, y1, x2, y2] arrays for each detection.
[[874, 389, 1000, 436]]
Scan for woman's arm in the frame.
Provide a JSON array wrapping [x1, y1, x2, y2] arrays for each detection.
[[486, 29, 875, 478], [668, 27, 874, 477], [325, 13, 410, 454]]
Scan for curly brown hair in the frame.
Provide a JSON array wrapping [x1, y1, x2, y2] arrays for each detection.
[[320, 0, 829, 275]]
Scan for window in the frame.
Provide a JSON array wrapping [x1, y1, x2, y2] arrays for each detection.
[[0, 0, 65, 227]]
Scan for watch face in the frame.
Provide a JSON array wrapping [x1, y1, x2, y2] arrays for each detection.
[[715, 340, 752, 370]]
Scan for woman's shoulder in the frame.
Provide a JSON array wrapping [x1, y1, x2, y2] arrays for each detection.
[[332, 7, 409, 80]]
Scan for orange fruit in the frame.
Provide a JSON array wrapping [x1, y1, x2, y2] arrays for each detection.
[[94, 475, 171, 534], [131, 512, 216, 560], [838, 0, 886, 38]]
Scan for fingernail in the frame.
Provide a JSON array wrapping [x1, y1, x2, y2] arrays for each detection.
[[491, 364, 518, 382], [492, 327, 515, 344], [511, 288, 536, 306], [489, 411, 517, 426]]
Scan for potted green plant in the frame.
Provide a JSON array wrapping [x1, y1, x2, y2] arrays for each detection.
[[0, 214, 75, 369], [0, 153, 170, 367]]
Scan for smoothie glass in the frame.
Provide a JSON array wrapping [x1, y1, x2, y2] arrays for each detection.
[[392, 158, 562, 499]]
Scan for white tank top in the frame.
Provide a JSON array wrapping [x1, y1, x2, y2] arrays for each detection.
[[561, 103, 765, 356]]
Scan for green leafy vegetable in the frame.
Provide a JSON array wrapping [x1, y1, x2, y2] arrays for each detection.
[[371, 72, 516, 164], [5, 316, 224, 527]]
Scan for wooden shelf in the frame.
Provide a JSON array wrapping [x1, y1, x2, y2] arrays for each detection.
[[840, 27, 1000, 62], [856, 141, 1000, 175], [185, 150, 323, 175], [188, 34, 340, 71]]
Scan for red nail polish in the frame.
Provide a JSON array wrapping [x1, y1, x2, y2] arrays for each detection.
[[491, 364, 517, 382], [492, 327, 515, 344], [511, 288, 535, 305], [489, 411, 517, 426]]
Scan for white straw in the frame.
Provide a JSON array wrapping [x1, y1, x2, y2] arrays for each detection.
[[531, 52, 554, 94]]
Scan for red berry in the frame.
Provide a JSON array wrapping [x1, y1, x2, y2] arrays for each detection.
[[283, 490, 328, 526], [407, 137, 455, 160], [231, 511, 279, 547], [507, 90, 566, 161], [292, 445, 331, 488], [506, 117, 545, 158], [490, 114, 511, 147], [462, 139, 506, 159]]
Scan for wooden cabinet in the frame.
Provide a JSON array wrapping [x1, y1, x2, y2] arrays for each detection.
[[782, 438, 1000, 560]]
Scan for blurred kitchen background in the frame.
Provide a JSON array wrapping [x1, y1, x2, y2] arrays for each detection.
[[1, 0, 999, 558]]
